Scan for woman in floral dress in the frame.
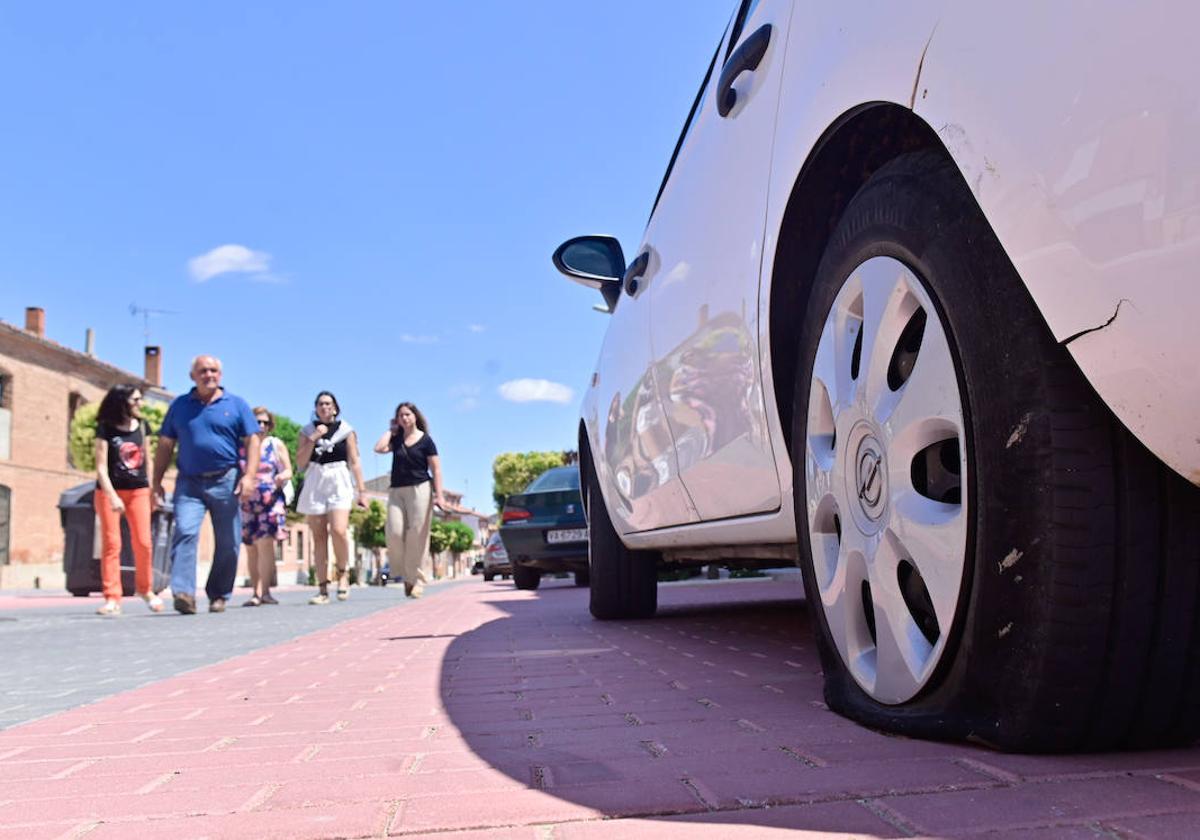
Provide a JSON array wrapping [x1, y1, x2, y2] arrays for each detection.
[[240, 406, 292, 606]]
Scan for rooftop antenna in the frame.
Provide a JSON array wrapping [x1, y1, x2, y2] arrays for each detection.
[[129, 303, 177, 344]]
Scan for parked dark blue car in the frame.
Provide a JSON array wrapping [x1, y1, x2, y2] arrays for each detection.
[[499, 466, 588, 590]]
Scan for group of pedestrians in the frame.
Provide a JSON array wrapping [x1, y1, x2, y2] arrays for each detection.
[[91, 354, 445, 616]]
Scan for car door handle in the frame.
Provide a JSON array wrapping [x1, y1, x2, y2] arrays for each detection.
[[717, 24, 772, 118], [623, 251, 650, 296]]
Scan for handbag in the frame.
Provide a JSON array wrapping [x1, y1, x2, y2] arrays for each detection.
[[267, 436, 296, 507]]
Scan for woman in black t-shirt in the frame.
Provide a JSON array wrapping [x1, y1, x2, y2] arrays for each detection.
[[93, 384, 162, 616], [373, 402, 445, 598]]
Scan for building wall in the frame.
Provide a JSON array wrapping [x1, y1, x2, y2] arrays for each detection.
[[0, 325, 178, 589], [236, 519, 314, 587], [0, 346, 110, 581]]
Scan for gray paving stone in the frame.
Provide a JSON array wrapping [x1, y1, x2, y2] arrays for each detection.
[[0, 583, 463, 728]]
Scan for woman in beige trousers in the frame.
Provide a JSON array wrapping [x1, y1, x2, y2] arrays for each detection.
[[373, 402, 445, 597]]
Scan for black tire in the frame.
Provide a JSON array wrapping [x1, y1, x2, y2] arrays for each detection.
[[483, 572, 494, 582], [513, 564, 541, 591], [793, 150, 1200, 752], [574, 568, 590, 587], [585, 465, 657, 619], [69, 589, 90, 598]]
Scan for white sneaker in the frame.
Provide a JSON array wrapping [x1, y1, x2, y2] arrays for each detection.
[[96, 599, 121, 617], [142, 593, 164, 613]]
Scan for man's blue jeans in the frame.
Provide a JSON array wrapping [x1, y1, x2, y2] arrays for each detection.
[[169, 468, 242, 602]]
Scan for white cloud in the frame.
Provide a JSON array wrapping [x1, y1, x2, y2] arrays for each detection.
[[498, 378, 574, 404], [467, 324, 486, 333], [400, 334, 439, 344], [188, 244, 272, 282]]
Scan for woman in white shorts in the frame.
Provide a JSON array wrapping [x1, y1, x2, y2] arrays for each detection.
[[296, 390, 367, 604]]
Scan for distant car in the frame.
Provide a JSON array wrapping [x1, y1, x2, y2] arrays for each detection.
[[481, 532, 512, 581], [552, 0, 1200, 752], [499, 466, 589, 590]]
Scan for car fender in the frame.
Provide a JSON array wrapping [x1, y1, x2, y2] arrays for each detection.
[[764, 1, 1200, 485]]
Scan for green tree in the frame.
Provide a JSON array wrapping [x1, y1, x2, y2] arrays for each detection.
[[350, 499, 387, 549], [272, 413, 301, 467], [69, 401, 167, 473], [492, 450, 567, 508], [446, 521, 475, 553], [429, 519, 453, 555]]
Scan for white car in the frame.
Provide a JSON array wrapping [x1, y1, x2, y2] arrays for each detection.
[[554, 0, 1200, 752]]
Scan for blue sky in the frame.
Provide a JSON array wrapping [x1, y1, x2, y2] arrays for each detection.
[[0, 1, 734, 511]]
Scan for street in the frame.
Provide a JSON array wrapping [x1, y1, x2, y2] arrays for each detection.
[[1, 578, 1199, 838], [0, 585, 433, 730]]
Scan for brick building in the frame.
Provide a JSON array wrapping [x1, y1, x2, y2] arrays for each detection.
[[0, 307, 171, 588]]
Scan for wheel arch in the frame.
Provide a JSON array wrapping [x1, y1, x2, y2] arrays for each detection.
[[578, 420, 594, 517], [768, 102, 959, 457]]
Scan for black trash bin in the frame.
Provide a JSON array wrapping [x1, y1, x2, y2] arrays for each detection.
[[59, 482, 173, 597]]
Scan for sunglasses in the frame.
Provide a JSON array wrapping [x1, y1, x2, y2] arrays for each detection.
[[256, 419, 270, 427]]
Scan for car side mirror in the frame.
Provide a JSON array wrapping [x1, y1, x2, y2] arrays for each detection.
[[552, 235, 625, 312]]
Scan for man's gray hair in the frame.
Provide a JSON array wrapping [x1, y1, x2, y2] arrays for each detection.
[[190, 354, 223, 372]]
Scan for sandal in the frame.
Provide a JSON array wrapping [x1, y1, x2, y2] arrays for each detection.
[[242, 596, 262, 607], [260, 594, 279, 605], [141, 593, 164, 613], [96, 599, 121, 617]]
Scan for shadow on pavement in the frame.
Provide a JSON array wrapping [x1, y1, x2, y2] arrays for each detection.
[[429, 577, 932, 833], [421, 579, 1200, 835]]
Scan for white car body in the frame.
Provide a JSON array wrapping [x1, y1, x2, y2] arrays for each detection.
[[581, 0, 1200, 549]]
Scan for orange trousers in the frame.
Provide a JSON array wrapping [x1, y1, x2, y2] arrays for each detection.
[[94, 486, 153, 599]]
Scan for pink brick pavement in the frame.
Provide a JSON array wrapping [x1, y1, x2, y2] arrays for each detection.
[[3, 577, 1200, 839]]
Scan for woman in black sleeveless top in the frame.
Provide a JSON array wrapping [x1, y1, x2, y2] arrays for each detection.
[[297, 391, 367, 604]]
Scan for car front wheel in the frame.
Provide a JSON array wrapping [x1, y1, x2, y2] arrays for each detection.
[[585, 465, 657, 620], [794, 150, 1200, 751]]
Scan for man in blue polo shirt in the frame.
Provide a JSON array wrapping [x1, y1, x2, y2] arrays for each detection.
[[151, 355, 261, 615]]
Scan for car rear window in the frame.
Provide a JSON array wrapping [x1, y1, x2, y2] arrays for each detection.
[[525, 467, 580, 493]]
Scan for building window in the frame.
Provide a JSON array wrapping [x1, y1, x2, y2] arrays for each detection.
[[0, 484, 10, 566], [0, 372, 11, 461], [297, 532, 305, 561]]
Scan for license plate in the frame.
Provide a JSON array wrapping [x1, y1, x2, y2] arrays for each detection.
[[547, 528, 588, 544]]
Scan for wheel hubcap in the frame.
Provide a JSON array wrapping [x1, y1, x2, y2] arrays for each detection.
[[804, 257, 969, 705], [849, 423, 888, 530]]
